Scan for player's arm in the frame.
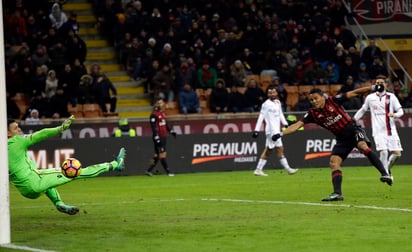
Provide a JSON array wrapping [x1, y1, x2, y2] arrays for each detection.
[[252, 106, 265, 138], [388, 96, 404, 118], [346, 86, 371, 99], [271, 120, 304, 141], [28, 115, 74, 146], [353, 96, 370, 121], [149, 114, 158, 136]]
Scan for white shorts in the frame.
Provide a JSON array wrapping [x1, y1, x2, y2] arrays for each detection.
[[265, 134, 283, 149], [374, 134, 403, 151]]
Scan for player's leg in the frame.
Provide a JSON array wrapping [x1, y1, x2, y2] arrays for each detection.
[[321, 154, 344, 201], [147, 140, 161, 176], [159, 151, 174, 176], [76, 147, 126, 178], [387, 136, 403, 174], [275, 144, 298, 175], [45, 188, 79, 215], [254, 147, 270, 176], [374, 136, 390, 175], [388, 151, 401, 173]]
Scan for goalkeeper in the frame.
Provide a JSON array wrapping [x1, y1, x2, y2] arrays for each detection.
[[7, 116, 126, 215]]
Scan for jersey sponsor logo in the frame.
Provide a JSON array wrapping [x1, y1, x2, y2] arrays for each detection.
[[192, 142, 258, 164]]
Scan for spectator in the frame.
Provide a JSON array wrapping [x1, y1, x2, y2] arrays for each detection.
[[25, 109, 43, 125], [340, 76, 361, 109], [178, 83, 202, 114], [339, 56, 359, 83], [78, 74, 94, 104], [48, 40, 68, 73], [197, 60, 217, 89], [294, 91, 311, 111], [49, 2, 68, 35], [47, 86, 70, 119], [368, 56, 388, 79], [45, 69, 59, 99], [25, 91, 49, 119], [113, 118, 137, 137], [209, 79, 229, 113], [31, 65, 47, 97], [361, 38, 383, 67], [325, 62, 340, 84], [230, 59, 247, 87], [93, 73, 117, 113], [66, 34, 87, 65], [244, 78, 266, 112], [358, 62, 370, 84], [228, 86, 254, 113], [31, 45, 51, 67], [152, 64, 175, 103], [7, 91, 21, 119], [59, 63, 79, 106], [304, 59, 327, 85], [175, 57, 197, 92]]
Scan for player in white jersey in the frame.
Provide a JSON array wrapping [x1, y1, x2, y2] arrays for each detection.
[[354, 76, 404, 177], [252, 85, 298, 176]]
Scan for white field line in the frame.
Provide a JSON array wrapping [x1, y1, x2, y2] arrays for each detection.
[[12, 198, 412, 213], [0, 243, 56, 252]]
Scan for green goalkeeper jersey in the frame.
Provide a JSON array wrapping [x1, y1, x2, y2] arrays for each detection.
[[8, 127, 60, 189]]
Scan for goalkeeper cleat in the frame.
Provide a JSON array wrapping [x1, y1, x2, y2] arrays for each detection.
[[321, 192, 344, 202], [380, 175, 393, 186], [114, 147, 126, 171], [57, 204, 79, 215], [145, 171, 153, 176]]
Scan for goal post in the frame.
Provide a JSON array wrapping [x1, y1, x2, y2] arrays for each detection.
[[0, 0, 11, 244]]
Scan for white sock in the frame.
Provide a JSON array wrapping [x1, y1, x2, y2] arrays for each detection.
[[379, 150, 389, 175], [279, 157, 291, 170], [256, 159, 267, 171], [388, 153, 401, 171]]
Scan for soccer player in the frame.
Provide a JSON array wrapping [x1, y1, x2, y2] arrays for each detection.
[[8, 116, 126, 215], [146, 98, 177, 176], [271, 86, 392, 201], [354, 76, 403, 178], [252, 85, 298, 176]]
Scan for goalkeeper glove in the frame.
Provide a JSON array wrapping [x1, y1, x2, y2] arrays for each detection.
[[252, 131, 259, 138], [271, 132, 283, 141], [58, 115, 75, 133]]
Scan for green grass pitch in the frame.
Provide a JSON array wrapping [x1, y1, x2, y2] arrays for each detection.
[[4, 165, 412, 252]]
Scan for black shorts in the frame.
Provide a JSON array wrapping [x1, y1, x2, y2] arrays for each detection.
[[332, 125, 371, 160], [153, 137, 167, 153]]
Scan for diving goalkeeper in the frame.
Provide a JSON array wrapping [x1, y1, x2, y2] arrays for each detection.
[[7, 116, 126, 215]]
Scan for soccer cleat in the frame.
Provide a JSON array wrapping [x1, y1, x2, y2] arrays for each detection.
[[380, 175, 393, 186], [254, 170, 268, 176], [145, 171, 153, 176], [286, 168, 299, 175], [57, 204, 79, 215], [321, 192, 344, 202], [167, 173, 175, 177], [114, 147, 126, 171]]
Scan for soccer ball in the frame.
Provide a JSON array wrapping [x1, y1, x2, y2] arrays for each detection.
[[61, 158, 82, 178]]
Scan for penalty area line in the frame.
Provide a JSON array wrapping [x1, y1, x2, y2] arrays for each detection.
[[201, 198, 412, 213], [0, 243, 57, 252]]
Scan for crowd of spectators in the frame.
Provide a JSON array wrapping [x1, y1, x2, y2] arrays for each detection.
[[5, 0, 412, 119], [94, 0, 412, 112], [4, 0, 117, 120]]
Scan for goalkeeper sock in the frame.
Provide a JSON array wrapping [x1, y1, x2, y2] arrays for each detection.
[[332, 170, 343, 195]]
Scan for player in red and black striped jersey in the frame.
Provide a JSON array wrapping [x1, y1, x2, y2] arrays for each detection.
[[146, 98, 177, 176], [272, 85, 393, 201]]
